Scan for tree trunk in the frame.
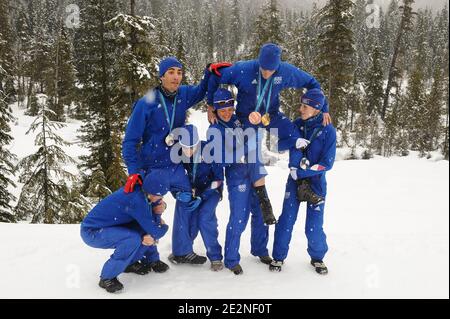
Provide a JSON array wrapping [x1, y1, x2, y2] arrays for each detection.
[[42, 99, 51, 224], [382, 0, 414, 119], [53, 17, 62, 121], [130, 0, 135, 16]]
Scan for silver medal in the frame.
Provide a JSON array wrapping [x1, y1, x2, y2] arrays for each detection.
[[300, 158, 310, 170]]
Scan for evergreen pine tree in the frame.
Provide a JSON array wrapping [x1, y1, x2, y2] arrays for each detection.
[[205, 13, 215, 61], [0, 82, 17, 223], [282, 19, 305, 120], [364, 45, 384, 116], [215, 0, 229, 62], [13, 3, 33, 108], [105, 132, 127, 192], [14, 95, 77, 224], [316, 0, 355, 128], [443, 44, 449, 160], [150, 0, 164, 17], [251, 0, 284, 58], [353, 0, 372, 80], [86, 164, 111, 204], [423, 59, 445, 154], [175, 32, 189, 84], [106, 10, 164, 128], [59, 186, 92, 224], [404, 13, 428, 155], [382, 0, 416, 119], [46, 23, 76, 122], [0, 0, 15, 100], [74, 0, 121, 192], [230, 0, 243, 60], [379, 0, 401, 74]]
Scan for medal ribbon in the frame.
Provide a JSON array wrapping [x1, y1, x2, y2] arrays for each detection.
[[255, 70, 274, 114], [159, 91, 178, 132]]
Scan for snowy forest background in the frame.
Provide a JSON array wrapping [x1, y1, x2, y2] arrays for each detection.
[[0, 0, 448, 225]]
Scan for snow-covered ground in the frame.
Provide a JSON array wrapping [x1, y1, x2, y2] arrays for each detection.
[[1, 105, 448, 299]]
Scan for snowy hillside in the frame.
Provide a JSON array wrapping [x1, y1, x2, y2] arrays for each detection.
[[0, 104, 448, 299]]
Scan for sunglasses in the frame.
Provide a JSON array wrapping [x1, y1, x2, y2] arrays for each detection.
[[215, 98, 235, 106]]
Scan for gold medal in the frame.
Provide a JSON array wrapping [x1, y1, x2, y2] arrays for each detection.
[[165, 133, 175, 147], [261, 113, 271, 127], [249, 111, 262, 125]]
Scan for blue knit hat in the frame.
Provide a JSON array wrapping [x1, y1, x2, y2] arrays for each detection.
[[143, 170, 170, 196], [213, 88, 235, 110], [301, 89, 326, 111], [258, 43, 282, 71], [159, 57, 183, 77], [178, 124, 200, 148]]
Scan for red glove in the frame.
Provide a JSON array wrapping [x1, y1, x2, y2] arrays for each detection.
[[124, 174, 143, 194], [209, 62, 232, 76]]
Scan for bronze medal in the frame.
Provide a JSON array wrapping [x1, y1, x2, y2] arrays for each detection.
[[249, 111, 262, 125]]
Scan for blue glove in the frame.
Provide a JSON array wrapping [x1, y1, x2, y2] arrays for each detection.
[[176, 191, 193, 203], [185, 197, 202, 213]]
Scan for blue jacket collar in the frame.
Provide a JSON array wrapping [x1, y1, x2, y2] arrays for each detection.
[[253, 60, 281, 78], [218, 114, 238, 126], [298, 112, 323, 130], [158, 85, 177, 102]]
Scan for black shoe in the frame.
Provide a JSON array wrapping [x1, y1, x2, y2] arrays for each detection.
[[269, 260, 283, 272], [146, 260, 170, 273], [168, 253, 207, 265], [124, 262, 150, 275], [99, 277, 124, 293], [254, 186, 277, 226], [311, 259, 328, 275], [259, 256, 273, 265], [296, 179, 325, 205], [229, 264, 243, 275]]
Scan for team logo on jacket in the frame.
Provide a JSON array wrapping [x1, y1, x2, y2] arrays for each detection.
[[252, 79, 258, 85], [274, 76, 282, 85], [238, 184, 247, 193], [234, 120, 242, 128]]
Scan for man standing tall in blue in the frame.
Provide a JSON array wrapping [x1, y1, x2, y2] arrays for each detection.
[[269, 89, 336, 275], [207, 43, 332, 226], [121, 58, 228, 264], [122, 57, 230, 194], [122, 57, 211, 193], [207, 43, 332, 148]]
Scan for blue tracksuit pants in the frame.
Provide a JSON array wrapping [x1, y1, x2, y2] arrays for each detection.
[[272, 177, 328, 262], [224, 180, 269, 269], [80, 224, 160, 280], [172, 191, 223, 262]]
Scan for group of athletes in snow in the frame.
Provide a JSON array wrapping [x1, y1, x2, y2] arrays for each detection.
[[80, 43, 337, 293]]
